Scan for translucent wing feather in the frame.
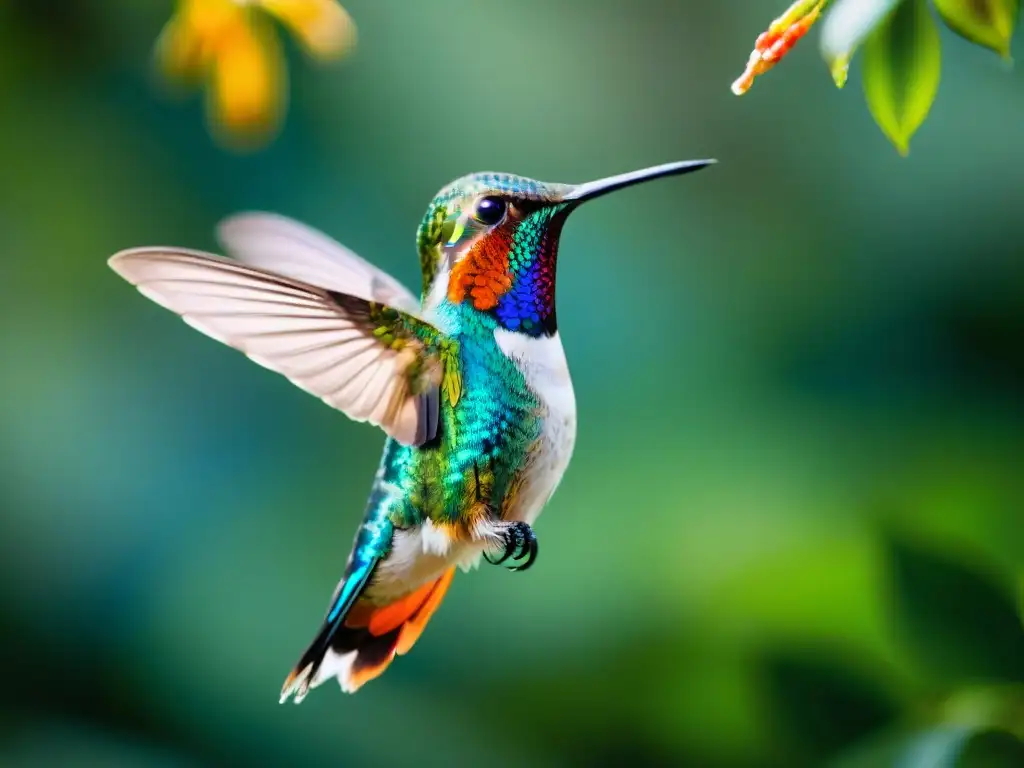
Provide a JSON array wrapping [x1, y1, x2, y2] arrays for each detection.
[[216, 212, 422, 315], [108, 247, 447, 446]]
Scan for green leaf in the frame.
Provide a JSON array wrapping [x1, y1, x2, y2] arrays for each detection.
[[959, 729, 1024, 767], [861, 0, 942, 155], [933, 0, 1017, 59], [1018, 573, 1024, 627], [820, 0, 906, 80], [886, 536, 1024, 684], [831, 726, 1024, 768], [831, 51, 854, 87], [760, 650, 899, 764]]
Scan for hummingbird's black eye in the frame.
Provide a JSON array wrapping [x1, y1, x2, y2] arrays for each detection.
[[473, 196, 507, 226]]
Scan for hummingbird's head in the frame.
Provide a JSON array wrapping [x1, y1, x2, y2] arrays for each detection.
[[416, 160, 715, 337]]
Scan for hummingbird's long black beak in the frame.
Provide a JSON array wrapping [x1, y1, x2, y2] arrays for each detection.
[[563, 159, 716, 204]]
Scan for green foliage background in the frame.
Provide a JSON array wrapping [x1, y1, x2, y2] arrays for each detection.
[[0, 1, 1021, 766]]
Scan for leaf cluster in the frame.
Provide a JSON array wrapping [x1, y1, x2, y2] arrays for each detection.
[[738, 0, 1020, 154], [824, 534, 1024, 766], [823, 0, 1018, 154]]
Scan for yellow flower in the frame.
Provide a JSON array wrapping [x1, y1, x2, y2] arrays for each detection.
[[155, 0, 356, 149], [732, 0, 827, 96]]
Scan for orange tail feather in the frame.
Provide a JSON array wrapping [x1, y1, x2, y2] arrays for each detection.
[[342, 567, 456, 692], [281, 566, 457, 701]]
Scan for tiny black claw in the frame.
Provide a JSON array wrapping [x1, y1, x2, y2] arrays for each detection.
[[512, 526, 530, 561], [484, 522, 538, 571], [483, 548, 504, 566], [511, 534, 537, 572], [507, 528, 521, 556]]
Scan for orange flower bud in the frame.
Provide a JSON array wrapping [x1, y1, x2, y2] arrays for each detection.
[[732, 0, 827, 95]]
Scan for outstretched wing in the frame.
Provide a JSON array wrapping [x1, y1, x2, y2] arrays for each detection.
[[216, 212, 422, 315], [108, 247, 451, 446]]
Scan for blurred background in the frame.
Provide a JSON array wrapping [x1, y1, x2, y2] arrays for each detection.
[[0, 1, 1022, 766]]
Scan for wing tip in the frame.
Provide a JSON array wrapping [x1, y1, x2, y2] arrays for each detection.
[[107, 248, 148, 283], [216, 210, 281, 238], [107, 246, 230, 281]]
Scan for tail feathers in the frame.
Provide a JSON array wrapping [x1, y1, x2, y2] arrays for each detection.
[[280, 567, 456, 702]]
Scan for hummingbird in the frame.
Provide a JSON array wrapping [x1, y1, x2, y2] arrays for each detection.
[[107, 159, 714, 702]]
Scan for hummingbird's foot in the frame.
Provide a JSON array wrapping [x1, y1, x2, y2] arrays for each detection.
[[483, 522, 538, 572]]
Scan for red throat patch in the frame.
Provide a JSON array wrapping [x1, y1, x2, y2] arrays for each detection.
[[447, 227, 514, 310]]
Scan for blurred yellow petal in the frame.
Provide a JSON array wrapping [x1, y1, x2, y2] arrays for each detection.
[[182, 0, 248, 41], [154, 15, 208, 85], [154, 0, 246, 86], [259, 0, 356, 59], [209, 16, 287, 148], [152, 0, 349, 150]]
